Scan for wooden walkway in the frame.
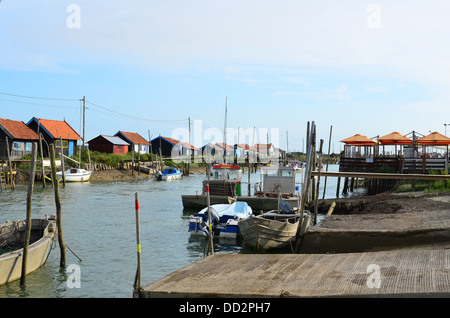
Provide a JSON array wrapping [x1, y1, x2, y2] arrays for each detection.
[[139, 249, 450, 297]]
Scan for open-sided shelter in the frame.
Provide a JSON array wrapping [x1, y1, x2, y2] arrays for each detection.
[[340, 134, 377, 158]]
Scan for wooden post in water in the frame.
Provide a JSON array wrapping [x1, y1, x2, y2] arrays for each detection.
[[205, 181, 214, 256], [295, 121, 315, 253], [5, 137, 14, 190], [39, 133, 46, 188], [20, 142, 37, 285], [133, 192, 142, 295], [50, 144, 66, 267], [314, 139, 324, 225], [322, 125, 332, 199], [60, 137, 65, 188]]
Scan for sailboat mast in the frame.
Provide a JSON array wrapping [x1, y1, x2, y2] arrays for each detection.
[[224, 97, 227, 148]]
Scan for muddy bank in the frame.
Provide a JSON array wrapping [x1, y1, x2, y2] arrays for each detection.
[[16, 166, 209, 183], [301, 193, 450, 253], [316, 192, 450, 215]]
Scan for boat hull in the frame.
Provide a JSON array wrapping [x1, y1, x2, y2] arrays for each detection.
[[57, 169, 92, 182], [0, 218, 55, 285], [239, 214, 308, 251], [189, 217, 240, 238], [160, 174, 182, 181], [182, 194, 299, 212]]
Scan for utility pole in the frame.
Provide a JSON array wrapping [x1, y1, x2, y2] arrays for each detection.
[[82, 96, 86, 147]]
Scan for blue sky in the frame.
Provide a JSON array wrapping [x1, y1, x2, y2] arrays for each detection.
[[1, 1, 450, 152]]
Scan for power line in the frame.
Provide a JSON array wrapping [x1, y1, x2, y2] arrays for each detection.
[[0, 97, 79, 109], [86, 100, 188, 123], [0, 92, 80, 101]]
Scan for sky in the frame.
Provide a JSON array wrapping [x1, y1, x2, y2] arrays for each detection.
[[1, 1, 450, 153]]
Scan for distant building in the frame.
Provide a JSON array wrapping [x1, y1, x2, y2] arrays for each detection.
[[0, 118, 39, 160], [27, 117, 81, 157], [88, 135, 130, 154], [151, 136, 200, 158], [114, 131, 150, 154]]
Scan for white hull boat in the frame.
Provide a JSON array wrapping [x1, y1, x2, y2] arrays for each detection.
[[189, 201, 253, 239], [57, 168, 93, 182]]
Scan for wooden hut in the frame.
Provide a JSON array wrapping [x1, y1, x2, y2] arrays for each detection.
[[26, 117, 81, 158], [0, 118, 39, 160], [114, 131, 150, 154], [151, 136, 199, 158], [88, 135, 129, 154]]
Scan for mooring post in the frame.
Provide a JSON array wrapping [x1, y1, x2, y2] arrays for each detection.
[[50, 144, 66, 267], [205, 181, 214, 256], [20, 142, 37, 285], [133, 192, 142, 295]]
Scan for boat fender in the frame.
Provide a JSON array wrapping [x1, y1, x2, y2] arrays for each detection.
[[280, 200, 294, 214]]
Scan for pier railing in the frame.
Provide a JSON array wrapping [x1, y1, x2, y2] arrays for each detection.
[[339, 157, 448, 174]]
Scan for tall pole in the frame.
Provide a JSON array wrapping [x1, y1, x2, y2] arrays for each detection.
[[50, 144, 66, 267], [224, 97, 227, 149], [188, 117, 191, 176], [20, 142, 37, 285], [82, 96, 86, 148], [133, 192, 142, 295]]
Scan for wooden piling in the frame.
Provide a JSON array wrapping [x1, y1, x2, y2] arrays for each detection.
[[313, 139, 324, 225], [39, 133, 46, 188], [20, 142, 37, 285], [336, 177, 341, 198], [50, 144, 66, 267], [133, 192, 142, 294]]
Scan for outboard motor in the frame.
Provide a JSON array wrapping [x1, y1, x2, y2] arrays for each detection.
[[201, 207, 221, 237]]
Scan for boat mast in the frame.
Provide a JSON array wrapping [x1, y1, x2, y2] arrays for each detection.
[[224, 97, 227, 149]]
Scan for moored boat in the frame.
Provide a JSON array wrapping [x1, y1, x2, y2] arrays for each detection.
[[188, 201, 253, 238], [0, 217, 56, 285], [238, 203, 311, 251], [154, 167, 182, 181], [182, 165, 300, 211], [57, 167, 93, 182]]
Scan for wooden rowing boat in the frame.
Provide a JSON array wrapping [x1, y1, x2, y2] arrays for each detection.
[[0, 217, 56, 285], [239, 211, 311, 251]]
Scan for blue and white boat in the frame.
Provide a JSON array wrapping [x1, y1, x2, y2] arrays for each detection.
[[188, 201, 253, 238], [154, 167, 182, 181]]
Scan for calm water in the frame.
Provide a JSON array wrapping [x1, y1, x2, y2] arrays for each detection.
[[0, 164, 363, 298]]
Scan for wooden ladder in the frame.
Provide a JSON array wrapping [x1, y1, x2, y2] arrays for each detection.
[[0, 172, 6, 191]]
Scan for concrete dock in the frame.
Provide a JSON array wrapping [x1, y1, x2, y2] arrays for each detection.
[[139, 194, 450, 298], [140, 248, 450, 297]]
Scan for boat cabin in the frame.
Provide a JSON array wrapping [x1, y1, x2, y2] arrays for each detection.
[[257, 166, 297, 198], [203, 164, 243, 197]]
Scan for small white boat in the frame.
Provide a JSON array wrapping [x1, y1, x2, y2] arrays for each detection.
[[0, 217, 56, 285], [154, 168, 182, 181], [238, 201, 311, 251], [189, 201, 253, 238], [57, 167, 93, 182]]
